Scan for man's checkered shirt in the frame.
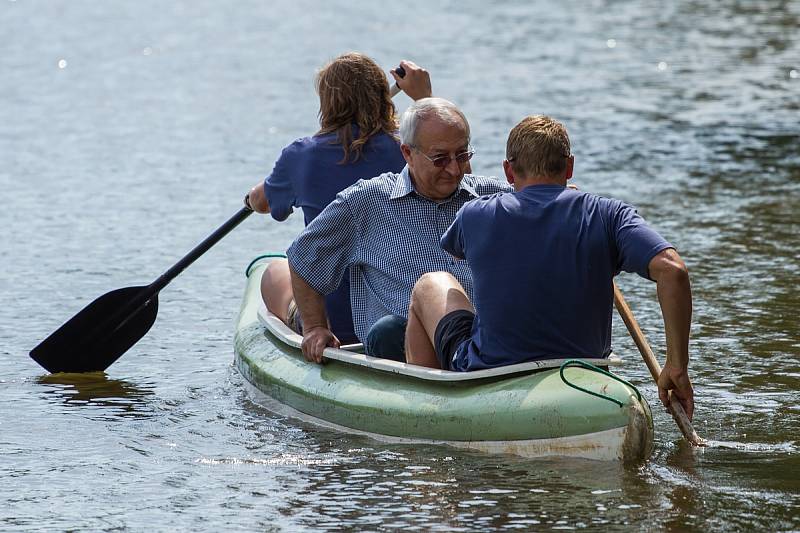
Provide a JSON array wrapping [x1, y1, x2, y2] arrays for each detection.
[[287, 166, 512, 342]]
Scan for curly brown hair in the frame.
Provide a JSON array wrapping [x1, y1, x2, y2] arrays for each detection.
[[316, 52, 398, 164]]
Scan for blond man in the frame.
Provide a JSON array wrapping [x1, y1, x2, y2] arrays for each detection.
[[404, 115, 694, 420]]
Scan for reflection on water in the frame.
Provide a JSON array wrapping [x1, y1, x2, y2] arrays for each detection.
[[238, 387, 799, 531], [259, 432, 705, 531], [293, 439, 797, 531], [37, 372, 157, 419], [289, 452, 636, 530]]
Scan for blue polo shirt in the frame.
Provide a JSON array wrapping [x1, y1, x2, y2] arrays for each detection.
[[263, 128, 406, 343], [264, 129, 406, 225], [440, 184, 673, 371]]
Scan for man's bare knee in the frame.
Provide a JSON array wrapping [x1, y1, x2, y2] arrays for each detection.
[[263, 258, 289, 280], [261, 259, 293, 321], [411, 271, 446, 306], [414, 271, 456, 293]]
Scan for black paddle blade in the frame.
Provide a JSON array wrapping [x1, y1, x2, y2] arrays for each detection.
[[30, 286, 159, 373]]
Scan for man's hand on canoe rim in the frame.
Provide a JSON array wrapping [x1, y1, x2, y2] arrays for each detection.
[[301, 326, 341, 364]]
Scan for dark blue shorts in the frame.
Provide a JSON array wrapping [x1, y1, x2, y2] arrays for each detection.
[[365, 315, 407, 362], [434, 309, 475, 371]]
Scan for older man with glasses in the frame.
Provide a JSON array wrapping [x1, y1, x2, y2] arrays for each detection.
[[286, 97, 512, 363]]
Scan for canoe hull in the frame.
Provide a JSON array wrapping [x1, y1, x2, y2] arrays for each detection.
[[235, 262, 654, 461]]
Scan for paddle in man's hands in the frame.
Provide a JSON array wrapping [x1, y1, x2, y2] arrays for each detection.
[[658, 363, 695, 420]]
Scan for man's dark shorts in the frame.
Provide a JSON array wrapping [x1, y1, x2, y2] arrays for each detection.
[[365, 315, 407, 362], [434, 309, 475, 371]]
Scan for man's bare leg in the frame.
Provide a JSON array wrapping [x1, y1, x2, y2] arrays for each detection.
[[405, 271, 474, 368], [260, 259, 294, 323]]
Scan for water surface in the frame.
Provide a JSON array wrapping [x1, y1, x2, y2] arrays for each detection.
[[2, 1, 798, 530]]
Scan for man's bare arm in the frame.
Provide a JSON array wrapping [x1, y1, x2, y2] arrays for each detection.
[[648, 247, 694, 419], [289, 264, 340, 363]]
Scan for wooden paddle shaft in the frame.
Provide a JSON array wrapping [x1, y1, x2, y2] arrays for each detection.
[[613, 283, 705, 446]]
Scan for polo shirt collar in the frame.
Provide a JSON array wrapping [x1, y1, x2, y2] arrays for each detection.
[[390, 166, 480, 201]]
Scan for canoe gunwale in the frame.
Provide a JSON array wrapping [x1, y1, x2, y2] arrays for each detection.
[[258, 306, 623, 382]]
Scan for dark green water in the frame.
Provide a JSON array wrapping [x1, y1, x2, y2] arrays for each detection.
[[2, 0, 798, 530]]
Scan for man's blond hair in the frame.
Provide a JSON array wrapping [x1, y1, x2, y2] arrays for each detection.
[[506, 115, 571, 179]]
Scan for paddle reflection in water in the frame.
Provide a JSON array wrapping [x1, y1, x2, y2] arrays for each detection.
[[37, 372, 157, 420]]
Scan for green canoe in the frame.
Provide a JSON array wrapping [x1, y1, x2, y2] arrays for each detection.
[[234, 260, 654, 461]]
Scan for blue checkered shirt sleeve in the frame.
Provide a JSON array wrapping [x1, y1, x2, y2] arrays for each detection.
[[286, 191, 357, 295]]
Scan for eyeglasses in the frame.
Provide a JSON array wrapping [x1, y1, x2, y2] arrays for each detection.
[[412, 146, 475, 168]]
